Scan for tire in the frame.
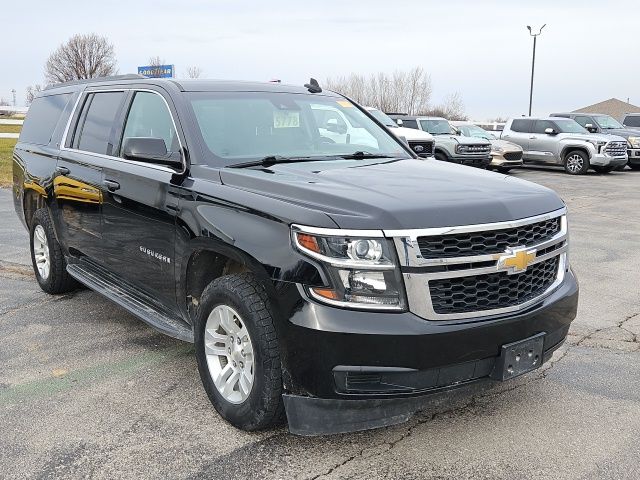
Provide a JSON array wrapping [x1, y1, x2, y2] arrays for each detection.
[[29, 209, 78, 294], [592, 166, 614, 174], [629, 164, 640, 171], [194, 273, 284, 431], [434, 151, 448, 162], [496, 167, 512, 174], [563, 150, 590, 175]]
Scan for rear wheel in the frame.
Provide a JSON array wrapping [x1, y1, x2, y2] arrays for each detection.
[[194, 273, 284, 431], [563, 150, 590, 175], [593, 166, 614, 174], [30, 209, 78, 294]]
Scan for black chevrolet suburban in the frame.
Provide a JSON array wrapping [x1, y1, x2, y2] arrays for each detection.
[[12, 76, 578, 435]]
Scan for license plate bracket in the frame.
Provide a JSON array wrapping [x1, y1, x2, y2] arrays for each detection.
[[490, 333, 545, 381]]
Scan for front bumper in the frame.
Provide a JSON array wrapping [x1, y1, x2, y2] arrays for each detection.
[[590, 153, 628, 167], [490, 151, 523, 168], [450, 155, 492, 168], [279, 269, 579, 434], [627, 148, 640, 165]]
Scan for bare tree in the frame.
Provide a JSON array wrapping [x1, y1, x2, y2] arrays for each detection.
[[0, 98, 8, 106], [489, 116, 508, 123], [420, 93, 467, 120], [186, 66, 203, 79], [325, 67, 431, 114], [26, 84, 43, 105], [45, 33, 117, 84]]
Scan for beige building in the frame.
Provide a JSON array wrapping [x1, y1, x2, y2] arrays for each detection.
[[572, 98, 640, 121]]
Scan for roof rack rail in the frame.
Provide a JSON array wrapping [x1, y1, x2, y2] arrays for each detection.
[[44, 74, 146, 90]]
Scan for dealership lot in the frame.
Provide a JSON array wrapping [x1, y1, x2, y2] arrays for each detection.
[[1, 167, 639, 479]]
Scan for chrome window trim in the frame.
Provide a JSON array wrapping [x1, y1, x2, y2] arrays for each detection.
[[59, 88, 186, 174], [291, 224, 385, 238]]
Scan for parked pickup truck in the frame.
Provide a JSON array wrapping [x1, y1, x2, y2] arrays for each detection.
[[13, 76, 578, 435], [551, 112, 640, 171], [365, 107, 435, 157], [389, 115, 492, 168], [501, 117, 628, 174]]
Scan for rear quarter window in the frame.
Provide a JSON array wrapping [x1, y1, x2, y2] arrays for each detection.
[[624, 115, 640, 128], [19, 93, 73, 145], [510, 119, 533, 133]]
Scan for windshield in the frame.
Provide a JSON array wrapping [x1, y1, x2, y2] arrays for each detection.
[[419, 119, 452, 135], [593, 115, 624, 129], [456, 124, 492, 140], [554, 119, 588, 134], [187, 92, 408, 166], [367, 108, 397, 128]]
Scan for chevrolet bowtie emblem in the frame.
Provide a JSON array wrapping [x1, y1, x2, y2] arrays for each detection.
[[497, 247, 537, 275]]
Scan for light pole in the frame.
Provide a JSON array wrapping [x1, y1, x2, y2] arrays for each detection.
[[527, 24, 546, 116]]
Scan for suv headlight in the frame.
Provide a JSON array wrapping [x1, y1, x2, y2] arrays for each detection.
[[628, 136, 640, 148], [455, 144, 469, 154], [587, 139, 606, 153], [492, 145, 504, 153], [292, 225, 406, 310]]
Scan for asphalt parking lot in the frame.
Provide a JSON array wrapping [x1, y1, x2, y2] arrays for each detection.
[[1, 167, 639, 480]]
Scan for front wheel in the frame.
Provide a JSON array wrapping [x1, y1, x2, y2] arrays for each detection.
[[194, 273, 284, 431], [629, 164, 640, 171], [434, 152, 448, 162], [496, 167, 512, 174], [564, 150, 590, 175]]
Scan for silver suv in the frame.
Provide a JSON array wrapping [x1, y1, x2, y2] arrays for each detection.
[[389, 115, 492, 168], [501, 117, 628, 174]]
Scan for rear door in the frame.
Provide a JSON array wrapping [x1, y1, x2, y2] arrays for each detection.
[[502, 119, 532, 157], [54, 90, 128, 261], [100, 88, 184, 310]]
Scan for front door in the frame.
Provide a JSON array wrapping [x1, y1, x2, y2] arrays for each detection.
[[100, 89, 184, 310]]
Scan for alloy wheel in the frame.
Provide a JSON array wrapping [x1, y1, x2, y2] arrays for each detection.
[[566, 154, 584, 173], [204, 305, 254, 404], [33, 225, 50, 280]]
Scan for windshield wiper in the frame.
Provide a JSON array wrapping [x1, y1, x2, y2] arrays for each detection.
[[229, 155, 312, 168], [334, 151, 395, 159]]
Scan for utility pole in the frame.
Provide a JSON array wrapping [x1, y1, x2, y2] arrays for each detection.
[[11, 89, 16, 106], [527, 24, 546, 116]]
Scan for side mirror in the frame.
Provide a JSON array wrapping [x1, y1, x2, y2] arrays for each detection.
[[584, 123, 597, 133], [454, 128, 462, 136], [396, 119, 404, 126], [122, 137, 182, 168], [544, 128, 557, 135]]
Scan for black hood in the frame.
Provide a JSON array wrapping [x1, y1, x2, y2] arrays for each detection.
[[220, 159, 564, 230], [600, 128, 640, 139]]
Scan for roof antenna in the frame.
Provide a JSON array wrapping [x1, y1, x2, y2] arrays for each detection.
[[304, 78, 322, 93]]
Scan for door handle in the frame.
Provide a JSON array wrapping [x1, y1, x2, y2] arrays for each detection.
[[103, 179, 121, 191], [55, 166, 70, 175]]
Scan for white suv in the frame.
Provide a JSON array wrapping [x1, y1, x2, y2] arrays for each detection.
[[501, 117, 628, 174]]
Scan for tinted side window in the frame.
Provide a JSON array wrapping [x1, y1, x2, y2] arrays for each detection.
[[401, 119, 419, 129], [20, 93, 73, 145], [510, 119, 533, 133], [74, 92, 125, 155], [624, 115, 640, 128], [533, 120, 556, 134], [573, 116, 592, 128], [121, 92, 178, 155]]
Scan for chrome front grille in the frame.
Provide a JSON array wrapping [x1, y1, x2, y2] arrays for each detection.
[[429, 256, 559, 314], [408, 140, 435, 157], [416, 217, 560, 259], [605, 141, 627, 157], [460, 144, 491, 155], [386, 209, 568, 321]]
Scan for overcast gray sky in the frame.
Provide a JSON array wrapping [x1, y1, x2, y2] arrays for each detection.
[[2, 0, 637, 119]]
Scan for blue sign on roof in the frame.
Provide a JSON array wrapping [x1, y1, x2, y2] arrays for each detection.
[[138, 64, 175, 78]]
